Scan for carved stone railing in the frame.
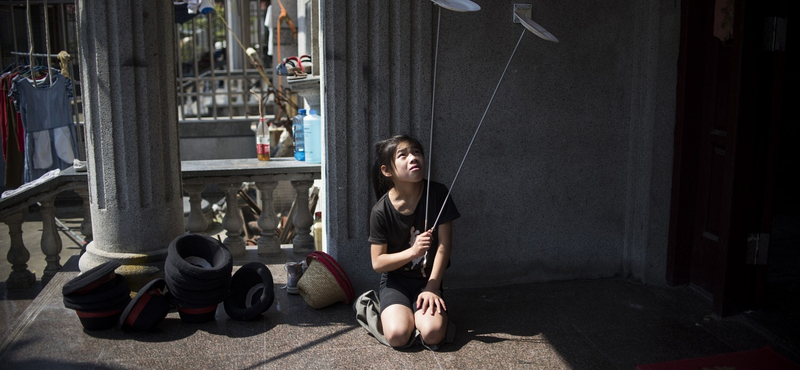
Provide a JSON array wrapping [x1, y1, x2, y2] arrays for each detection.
[[0, 167, 90, 289], [1, 158, 321, 289], [181, 158, 321, 256]]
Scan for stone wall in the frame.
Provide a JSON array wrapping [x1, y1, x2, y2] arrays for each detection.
[[323, 1, 680, 291]]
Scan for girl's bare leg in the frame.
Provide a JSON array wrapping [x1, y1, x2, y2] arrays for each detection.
[[414, 309, 447, 345], [381, 304, 415, 347]]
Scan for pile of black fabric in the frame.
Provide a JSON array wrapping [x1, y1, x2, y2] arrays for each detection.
[[62, 261, 131, 331], [62, 233, 277, 332], [224, 262, 275, 321], [118, 278, 172, 332], [164, 233, 233, 323]]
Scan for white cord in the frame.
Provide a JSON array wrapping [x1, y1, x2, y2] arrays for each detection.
[[425, 7, 442, 232], [422, 7, 443, 272], [431, 29, 527, 230]]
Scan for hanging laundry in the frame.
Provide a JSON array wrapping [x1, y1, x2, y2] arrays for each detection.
[[8, 68, 78, 184], [1, 69, 25, 189]]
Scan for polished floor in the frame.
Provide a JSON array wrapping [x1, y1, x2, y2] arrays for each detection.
[[1, 207, 799, 369]]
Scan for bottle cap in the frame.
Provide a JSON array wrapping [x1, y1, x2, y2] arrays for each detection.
[[309, 110, 318, 115], [298, 109, 306, 115]]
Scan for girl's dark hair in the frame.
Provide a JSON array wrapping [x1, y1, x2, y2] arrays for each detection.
[[372, 134, 425, 198]]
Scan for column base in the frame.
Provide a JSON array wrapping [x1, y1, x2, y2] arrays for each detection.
[[79, 242, 167, 292], [292, 234, 315, 254], [223, 237, 246, 256], [6, 270, 36, 290], [257, 236, 282, 255]]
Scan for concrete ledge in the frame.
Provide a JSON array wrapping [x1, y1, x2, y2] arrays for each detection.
[[0, 168, 86, 220], [179, 120, 263, 138]]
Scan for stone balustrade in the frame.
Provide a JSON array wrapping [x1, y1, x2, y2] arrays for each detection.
[[0, 167, 90, 289], [0, 158, 321, 289], [180, 158, 321, 256]]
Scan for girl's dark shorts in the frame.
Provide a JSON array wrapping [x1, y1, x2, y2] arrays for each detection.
[[379, 272, 443, 314]]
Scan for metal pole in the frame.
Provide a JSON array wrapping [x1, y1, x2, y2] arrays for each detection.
[[177, 23, 186, 120], [208, 10, 218, 119], [10, 3, 19, 56], [192, 17, 202, 118], [44, 0, 53, 86], [26, 0, 39, 88]]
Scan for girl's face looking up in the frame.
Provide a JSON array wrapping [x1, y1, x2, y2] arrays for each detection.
[[385, 141, 425, 184]]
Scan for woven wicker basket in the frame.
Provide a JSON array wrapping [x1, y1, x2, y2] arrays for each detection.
[[297, 251, 354, 309]]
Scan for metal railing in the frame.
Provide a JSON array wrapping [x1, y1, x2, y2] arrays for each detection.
[[2, 0, 274, 124], [178, 68, 273, 120], [175, 1, 276, 121]]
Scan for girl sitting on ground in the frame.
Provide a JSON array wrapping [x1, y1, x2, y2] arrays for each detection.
[[368, 134, 460, 348]]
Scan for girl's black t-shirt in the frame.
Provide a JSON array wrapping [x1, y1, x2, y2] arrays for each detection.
[[368, 180, 460, 279]]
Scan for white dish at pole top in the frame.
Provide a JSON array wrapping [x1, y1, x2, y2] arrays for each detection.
[[431, 0, 481, 12], [515, 12, 559, 43]]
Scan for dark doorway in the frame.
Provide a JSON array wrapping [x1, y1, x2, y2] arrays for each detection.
[[667, 0, 794, 316], [752, 14, 800, 341]]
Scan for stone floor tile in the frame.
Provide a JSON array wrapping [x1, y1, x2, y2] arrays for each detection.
[[581, 322, 734, 368]]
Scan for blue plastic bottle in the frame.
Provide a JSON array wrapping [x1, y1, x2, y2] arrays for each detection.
[[293, 109, 306, 161], [303, 110, 322, 164]]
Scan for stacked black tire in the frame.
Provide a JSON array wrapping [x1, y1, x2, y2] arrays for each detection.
[[224, 262, 275, 321], [164, 233, 232, 323], [62, 261, 131, 331]]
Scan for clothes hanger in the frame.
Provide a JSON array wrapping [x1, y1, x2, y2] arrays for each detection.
[[2, 63, 16, 74]]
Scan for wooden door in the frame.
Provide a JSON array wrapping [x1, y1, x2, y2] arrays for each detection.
[[668, 0, 788, 316], [690, 0, 744, 314]]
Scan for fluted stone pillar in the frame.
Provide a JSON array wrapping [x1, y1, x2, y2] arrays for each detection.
[[73, 184, 93, 245], [77, 0, 184, 290], [322, 1, 433, 290]]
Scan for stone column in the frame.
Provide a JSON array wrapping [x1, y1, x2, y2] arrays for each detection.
[[255, 181, 280, 254], [38, 195, 63, 285], [2, 209, 35, 289], [184, 183, 208, 234], [77, 0, 184, 290], [322, 1, 433, 290], [291, 180, 315, 253], [221, 182, 246, 256], [73, 183, 93, 245]]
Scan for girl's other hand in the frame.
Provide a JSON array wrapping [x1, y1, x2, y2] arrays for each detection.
[[411, 231, 431, 258], [416, 290, 446, 315]]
